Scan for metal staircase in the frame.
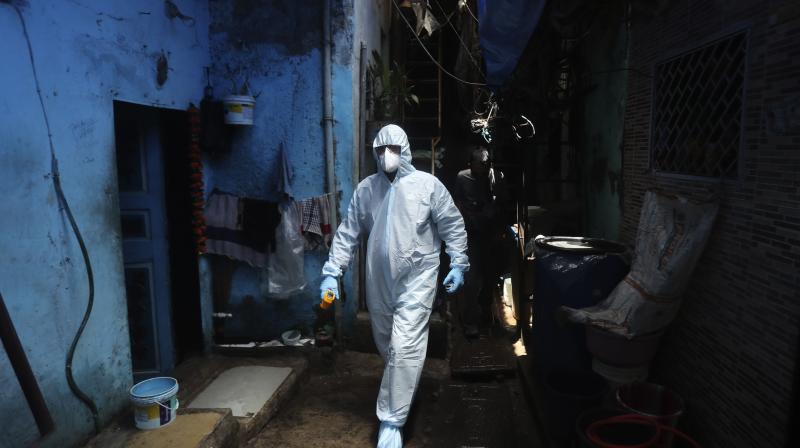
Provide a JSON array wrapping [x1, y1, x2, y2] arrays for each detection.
[[402, 33, 442, 174]]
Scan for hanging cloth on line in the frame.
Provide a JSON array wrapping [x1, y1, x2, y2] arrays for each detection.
[[297, 193, 336, 251], [240, 197, 281, 252], [204, 189, 281, 267]]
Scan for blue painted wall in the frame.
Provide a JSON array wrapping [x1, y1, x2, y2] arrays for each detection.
[[0, 1, 383, 445], [203, 0, 375, 341], [0, 1, 210, 447]]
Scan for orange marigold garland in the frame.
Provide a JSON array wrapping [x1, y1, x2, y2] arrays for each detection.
[[188, 105, 207, 253]]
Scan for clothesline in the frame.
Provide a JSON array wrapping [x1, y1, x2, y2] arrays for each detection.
[[293, 192, 336, 201], [203, 190, 338, 267]]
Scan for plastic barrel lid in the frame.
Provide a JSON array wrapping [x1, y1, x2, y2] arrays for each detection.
[[534, 237, 627, 255], [130, 377, 179, 403]]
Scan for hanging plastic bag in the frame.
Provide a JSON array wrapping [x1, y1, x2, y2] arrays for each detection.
[[262, 203, 306, 298]]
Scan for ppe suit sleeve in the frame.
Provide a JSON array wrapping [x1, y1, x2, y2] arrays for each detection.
[[431, 179, 470, 272], [322, 188, 363, 277]]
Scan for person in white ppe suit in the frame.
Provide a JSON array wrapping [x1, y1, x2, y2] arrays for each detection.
[[320, 124, 469, 447]]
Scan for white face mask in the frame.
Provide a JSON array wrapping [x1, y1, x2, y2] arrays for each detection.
[[379, 150, 400, 173]]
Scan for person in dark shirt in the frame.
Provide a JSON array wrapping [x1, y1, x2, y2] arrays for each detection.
[[454, 147, 503, 337]]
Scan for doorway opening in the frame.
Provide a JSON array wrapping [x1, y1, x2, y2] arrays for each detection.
[[113, 101, 203, 381]]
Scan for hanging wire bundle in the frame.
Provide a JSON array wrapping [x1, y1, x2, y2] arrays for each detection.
[[393, 0, 536, 144], [470, 98, 498, 143], [391, 0, 486, 87]]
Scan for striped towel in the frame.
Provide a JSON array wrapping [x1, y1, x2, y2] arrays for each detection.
[[297, 193, 336, 251]]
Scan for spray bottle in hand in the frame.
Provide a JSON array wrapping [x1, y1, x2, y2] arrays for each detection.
[[320, 289, 336, 310], [315, 289, 336, 347]]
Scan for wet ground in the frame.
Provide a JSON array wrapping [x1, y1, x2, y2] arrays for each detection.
[[247, 347, 541, 448]]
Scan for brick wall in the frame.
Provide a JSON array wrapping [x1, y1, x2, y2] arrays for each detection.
[[621, 1, 800, 446]]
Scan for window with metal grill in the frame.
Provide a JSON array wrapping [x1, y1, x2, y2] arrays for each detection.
[[651, 31, 747, 178]]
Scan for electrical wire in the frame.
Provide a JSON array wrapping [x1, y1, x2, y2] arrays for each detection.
[[512, 114, 535, 140], [461, 0, 479, 24], [391, 0, 486, 86], [433, 0, 485, 77], [472, 87, 492, 115], [8, 3, 100, 434]]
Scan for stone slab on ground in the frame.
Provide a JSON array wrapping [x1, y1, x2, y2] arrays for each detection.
[[171, 351, 308, 443], [173, 354, 311, 442], [172, 352, 307, 405], [188, 366, 292, 418]]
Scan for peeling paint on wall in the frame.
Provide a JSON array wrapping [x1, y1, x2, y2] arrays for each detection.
[[0, 1, 210, 446], [209, 0, 321, 55], [204, 0, 362, 341], [0, 2, 382, 445]]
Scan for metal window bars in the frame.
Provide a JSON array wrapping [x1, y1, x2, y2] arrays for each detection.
[[651, 31, 747, 178]]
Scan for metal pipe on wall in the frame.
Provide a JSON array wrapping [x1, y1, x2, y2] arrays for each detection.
[[358, 42, 367, 183], [323, 0, 336, 225], [357, 42, 367, 311], [0, 292, 55, 437], [322, 0, 343, 339]]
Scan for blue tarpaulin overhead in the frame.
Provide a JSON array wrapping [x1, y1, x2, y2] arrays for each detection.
[[477, 0, 547, 90]]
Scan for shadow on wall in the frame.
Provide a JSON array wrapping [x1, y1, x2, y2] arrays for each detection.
[[209, 255, 322, 343], [202, 0, 359, 343]]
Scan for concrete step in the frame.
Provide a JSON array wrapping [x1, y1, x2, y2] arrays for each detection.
[[348, 310, 449, 359], [85, 408, 239, 448], [181, 353, 308, 443], [187, 365, 294, 442], [86, 353, 308, 448]]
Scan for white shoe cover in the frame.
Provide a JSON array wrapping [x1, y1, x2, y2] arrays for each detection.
[[377, 421, 402, 448]]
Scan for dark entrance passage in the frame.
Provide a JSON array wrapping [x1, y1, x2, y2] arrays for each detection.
[[113, 101, 203, 380]]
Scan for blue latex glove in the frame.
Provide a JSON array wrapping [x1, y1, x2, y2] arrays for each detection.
[[442, 268, 464, 294], [319, 275, 339, 300]]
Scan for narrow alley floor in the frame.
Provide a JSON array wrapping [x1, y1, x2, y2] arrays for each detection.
[[247, 345, 541, 448]]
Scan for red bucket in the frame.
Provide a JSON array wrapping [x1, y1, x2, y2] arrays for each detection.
[[586, 414, 703, 448], [616, 383, 685, 447]]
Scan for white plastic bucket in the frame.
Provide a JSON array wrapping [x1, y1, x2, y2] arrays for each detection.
[[223, 95, 255, 125], [281, 330, 301, 346], [129, 377, 180, 430]]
